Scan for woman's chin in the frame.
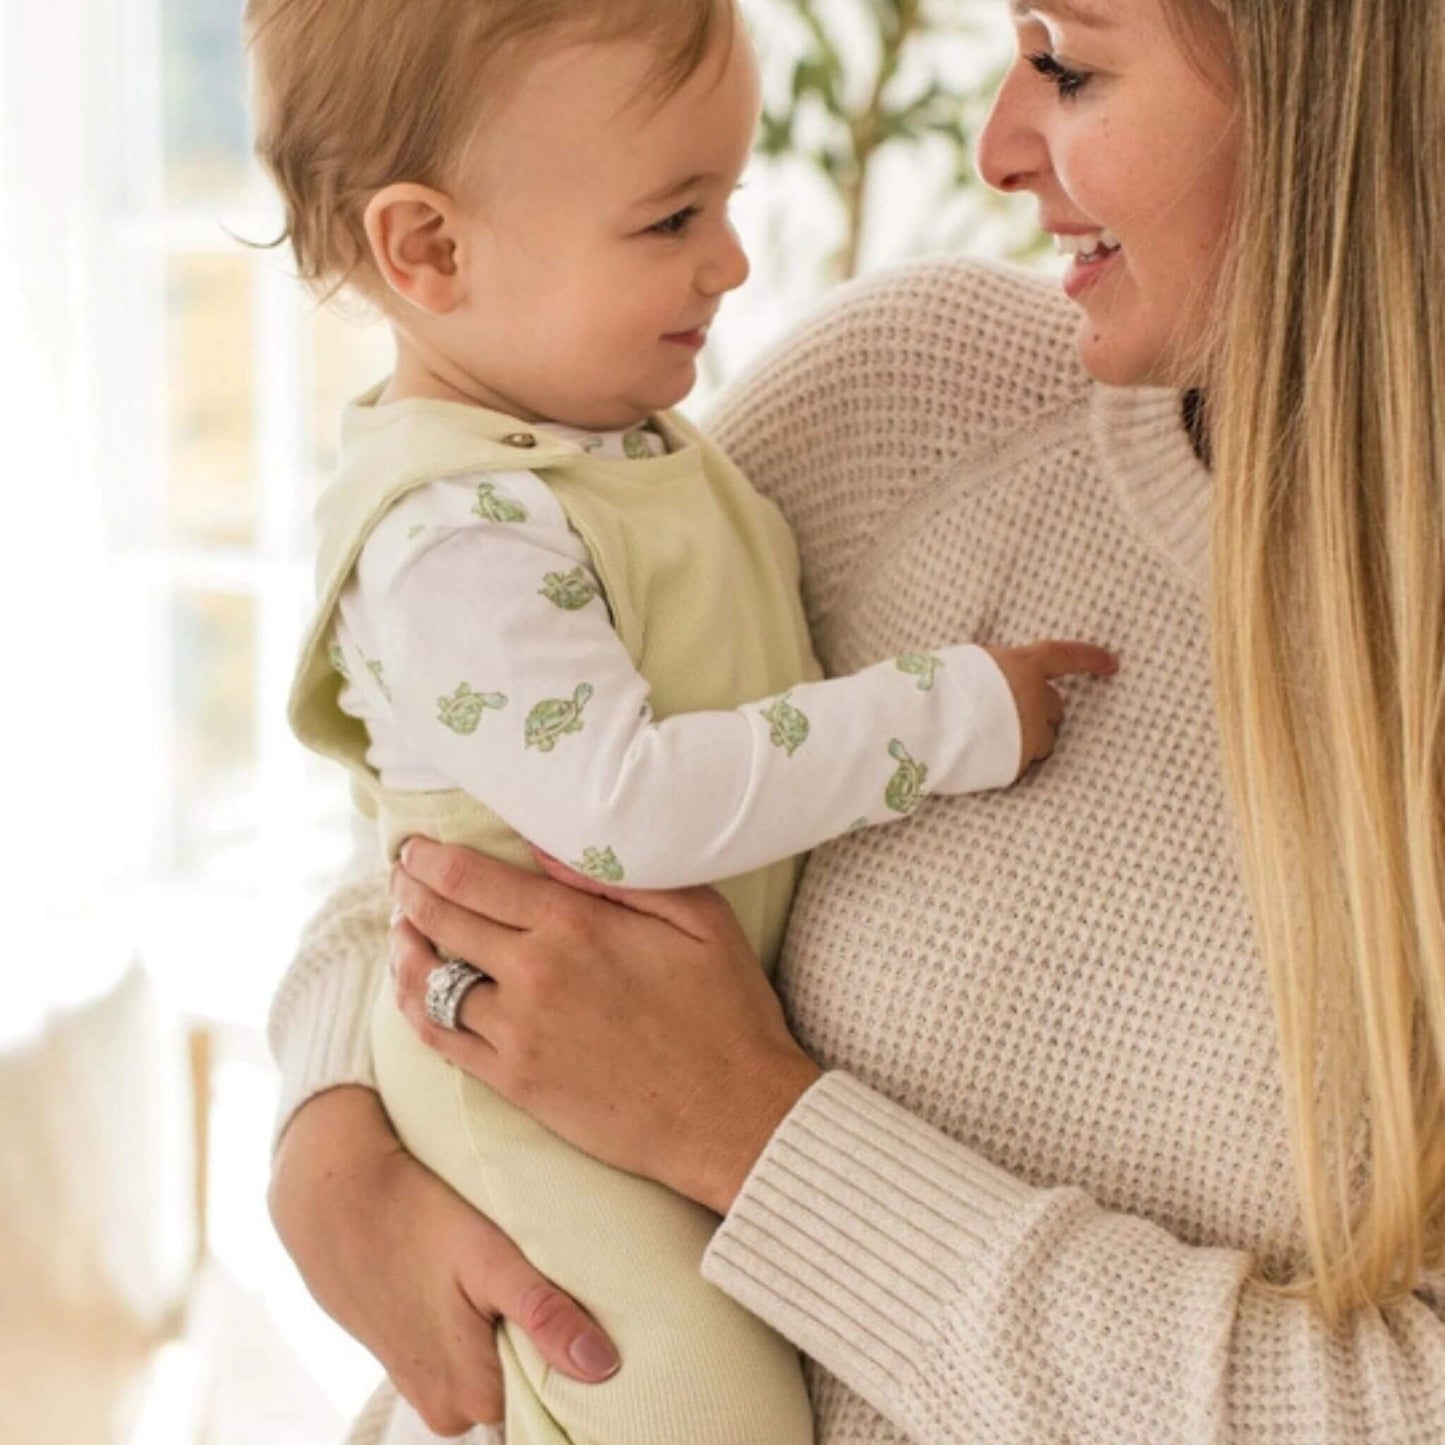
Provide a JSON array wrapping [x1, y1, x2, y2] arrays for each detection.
[[1072, 303, 1212, 391], [1075, 318, 1153, 389], [1082, 340, 1202, 392]]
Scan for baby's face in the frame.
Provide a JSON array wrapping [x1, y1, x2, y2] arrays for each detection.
[[441, 22, 760, 430]]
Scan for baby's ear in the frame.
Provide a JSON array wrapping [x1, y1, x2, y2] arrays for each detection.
[[363, 183, 465, 314]]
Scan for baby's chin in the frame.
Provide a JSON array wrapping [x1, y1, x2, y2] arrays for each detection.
[[630, 372, 699, 419]]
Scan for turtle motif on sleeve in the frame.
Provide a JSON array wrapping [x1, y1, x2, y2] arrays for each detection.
[[471, 481, 529, 524], [366, 657, 392, 702], [574, 846, 625, 884], [622, 430, 653, 461], [525, 683, 594, 751], [884, 739, 929, 815], [539, 566, 599, 611], [437, 683, 508, 735], [327, 642, 350, 680], [761, 690, 810, 756], [896, 651, 944, 692]]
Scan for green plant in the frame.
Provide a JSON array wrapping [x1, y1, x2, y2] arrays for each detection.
[[750, 0, 1038, 279]]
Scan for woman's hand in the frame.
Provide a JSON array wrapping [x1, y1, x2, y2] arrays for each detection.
[[269, 1085, 620, 1435], [388, 840, 824, 1215]]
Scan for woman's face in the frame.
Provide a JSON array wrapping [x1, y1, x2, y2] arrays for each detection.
[[977, 0, 1239, 388]]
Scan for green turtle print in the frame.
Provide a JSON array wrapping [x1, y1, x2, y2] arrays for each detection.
[[539, 566, 599, 611], [622, 430, 653, 460], [471, 481, 529, 524], [761, 690, 810, 756], [896, 651, 944, 692], [437, 683, 508, 735], [366, 657, 392, 702], [574, 846, 625, 884], [327, 642, 350, 680], [884, 739, 929, 815], [525, 683, 594, 751]]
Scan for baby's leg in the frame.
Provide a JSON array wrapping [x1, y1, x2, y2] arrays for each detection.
[[372, 988, 813, 1445]]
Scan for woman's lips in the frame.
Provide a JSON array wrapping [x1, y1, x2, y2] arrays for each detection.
[[1062, 246, 1122, 301]]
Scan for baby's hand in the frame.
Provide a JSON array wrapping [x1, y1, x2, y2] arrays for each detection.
[[982, 640, 1119, 780]]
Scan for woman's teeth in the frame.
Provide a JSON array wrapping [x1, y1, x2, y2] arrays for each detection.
[[1055, 229, 1121, 261]]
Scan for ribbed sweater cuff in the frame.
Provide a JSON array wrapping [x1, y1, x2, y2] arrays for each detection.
[[272, 952, 382, 1150], [268, 874, 389, 1151], [701, 1071, 1037, 1392]]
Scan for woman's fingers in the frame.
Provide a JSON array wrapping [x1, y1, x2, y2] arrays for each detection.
[[526, 848, 614, 900], [400, 1304, 505, 1434], [390, 914, 502, 1061], [399, 835, 558, 930], [391, 861, 519, 975], [463, 1222, 621, 1384], [529, 845, 731, 943]]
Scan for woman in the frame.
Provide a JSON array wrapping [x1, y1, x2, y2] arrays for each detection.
[[268, 0, 1445, 1439]]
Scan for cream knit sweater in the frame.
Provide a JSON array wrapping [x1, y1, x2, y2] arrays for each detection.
[[269, 259, 1445, 1444]]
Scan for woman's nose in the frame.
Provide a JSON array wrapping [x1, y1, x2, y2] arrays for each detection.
[[976, 63, 1050, 195]]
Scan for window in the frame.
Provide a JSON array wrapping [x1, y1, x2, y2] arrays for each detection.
[[6, 0, 390, 1418], [100, 0, 391, 1004], [2, 0, 1022, 1426]]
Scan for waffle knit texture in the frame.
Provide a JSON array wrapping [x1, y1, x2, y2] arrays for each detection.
[[268, 259, 1445, 1443]]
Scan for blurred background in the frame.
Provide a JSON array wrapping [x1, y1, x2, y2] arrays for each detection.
[[0, 0, 1044, 1439]]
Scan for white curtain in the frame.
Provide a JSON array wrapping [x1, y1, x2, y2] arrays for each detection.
[[1, 0, 154, 941], [0, 8, 195, 1435]]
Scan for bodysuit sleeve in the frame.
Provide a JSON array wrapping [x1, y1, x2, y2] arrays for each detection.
[[333, 468, 1020, 888]]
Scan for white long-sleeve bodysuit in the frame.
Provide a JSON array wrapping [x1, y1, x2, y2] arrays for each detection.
[[328, 422, 1021, 891]]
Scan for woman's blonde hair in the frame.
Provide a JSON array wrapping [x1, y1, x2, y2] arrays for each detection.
[[243, 0, 727, 302], [1180, 0, 1445, 1320]]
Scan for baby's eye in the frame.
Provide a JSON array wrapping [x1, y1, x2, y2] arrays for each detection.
[[1025, 50, 1091, 100], [649, 205, 700, 237]]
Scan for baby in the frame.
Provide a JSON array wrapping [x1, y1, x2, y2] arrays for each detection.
[[248, 1, 1115, 1440]]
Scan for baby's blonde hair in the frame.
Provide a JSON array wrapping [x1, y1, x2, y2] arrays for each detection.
[[244, 0, 727, 302]]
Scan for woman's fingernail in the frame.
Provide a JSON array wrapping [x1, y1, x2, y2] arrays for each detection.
[[389, 904, 404, 928], [569, 1331, 620, 1378]]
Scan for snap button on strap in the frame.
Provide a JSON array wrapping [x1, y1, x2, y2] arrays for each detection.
[[502, 432, 538, 449]]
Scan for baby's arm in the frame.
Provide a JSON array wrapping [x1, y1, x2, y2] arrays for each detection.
[[344, 471, 1061, 887]]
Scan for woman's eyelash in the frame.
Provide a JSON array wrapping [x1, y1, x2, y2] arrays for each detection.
[[649, 205, 700, 237], [1025, 50, 1090, 99]]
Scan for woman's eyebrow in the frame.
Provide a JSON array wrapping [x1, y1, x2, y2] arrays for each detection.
[[1009, 1, 1117, 29]]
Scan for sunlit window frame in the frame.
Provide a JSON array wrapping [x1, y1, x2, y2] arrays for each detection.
[[92, 0, 352, 1026]]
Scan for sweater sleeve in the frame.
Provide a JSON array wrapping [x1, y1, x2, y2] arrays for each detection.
[[339, 471, 1020, 889], [702, 1071, 1445, 1444], [266, 812, 390, 1147]]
